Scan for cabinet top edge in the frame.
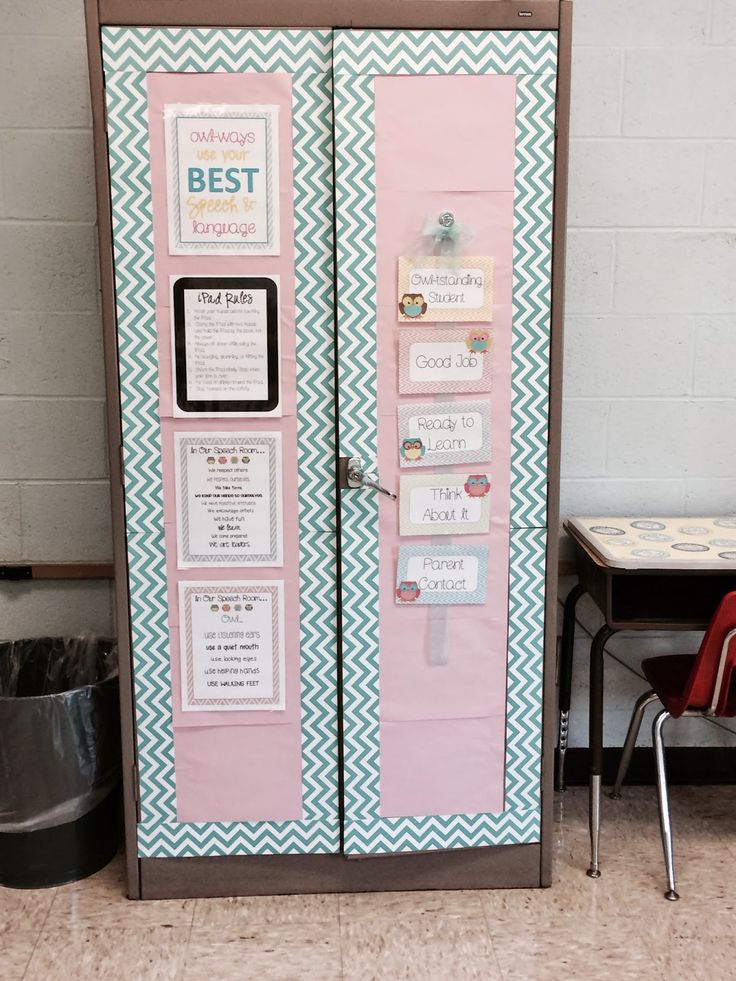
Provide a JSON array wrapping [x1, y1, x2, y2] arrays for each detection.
[[93, 0, 566, 32]]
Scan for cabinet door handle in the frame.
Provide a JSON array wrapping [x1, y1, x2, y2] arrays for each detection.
[[345, 458, 397, 500]]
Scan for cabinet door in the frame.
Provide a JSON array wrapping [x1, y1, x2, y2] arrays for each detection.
[[102, 28, 340, 857], [335, 29, 556, 855]]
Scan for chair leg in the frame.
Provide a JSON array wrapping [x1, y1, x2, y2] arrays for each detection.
[[610, 690, 659, 799], [652, 709, 679, 901]]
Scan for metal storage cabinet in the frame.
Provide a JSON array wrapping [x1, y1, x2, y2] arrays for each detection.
[[85, 0, 571, 899]]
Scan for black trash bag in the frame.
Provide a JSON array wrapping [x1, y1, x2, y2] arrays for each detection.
[[0, 636, 121, 887]]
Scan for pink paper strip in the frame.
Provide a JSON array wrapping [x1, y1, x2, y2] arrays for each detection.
[[374, 73, 516, 819], [147, 71, 304, 823]]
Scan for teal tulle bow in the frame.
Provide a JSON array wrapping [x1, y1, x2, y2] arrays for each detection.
[[422, 212, 470, 254]]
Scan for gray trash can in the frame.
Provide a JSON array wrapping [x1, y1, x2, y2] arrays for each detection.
[[0, 636, 121, 888]]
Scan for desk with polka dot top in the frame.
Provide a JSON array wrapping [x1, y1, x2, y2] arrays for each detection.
[[565, 517, 736, 570]]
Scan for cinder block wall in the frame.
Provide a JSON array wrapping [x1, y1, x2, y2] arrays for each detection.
[[563, 0, 736, 523], [562, 0, 736, 747], [0, 0, 113, 636], [0, 1, 734, 745]]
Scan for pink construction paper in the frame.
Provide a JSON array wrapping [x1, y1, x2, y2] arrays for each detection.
[[374, 75, 516, 192], [147, 72, 305, 823], [175, 723, 304, 823], [379, 612, 509, 722], [374, 74, 516, 818], [380, 717, 507, 819]]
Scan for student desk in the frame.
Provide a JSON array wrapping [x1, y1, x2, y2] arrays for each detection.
[[558, 516, 736, 877]]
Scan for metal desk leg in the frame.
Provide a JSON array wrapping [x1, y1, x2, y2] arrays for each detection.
[[556, 583, 587, 792], [587, 625, 615, 878]]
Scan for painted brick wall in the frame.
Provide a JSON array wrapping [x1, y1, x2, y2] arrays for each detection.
[[0, 1, 734, 745], [0, 0, 114, 636], [562, 0, 736, 747]]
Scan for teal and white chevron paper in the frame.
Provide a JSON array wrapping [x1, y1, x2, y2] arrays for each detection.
[[102, 28, 340, 858], [510, 72, 556, 529], [334, 70, 382, 830], [332, 29, 558, 77], [335, 28, 556, 854], [102, 27, 331, 74], [104, 24, 556, 861]]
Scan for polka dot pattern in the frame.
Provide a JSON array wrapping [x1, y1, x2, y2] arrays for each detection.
[[566, 516, 736, 570]]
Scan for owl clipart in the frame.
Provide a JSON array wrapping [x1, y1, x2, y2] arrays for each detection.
[[400, 437, 426, 463], [464, 474, 490, 497], [396, 581, 421, 602], [466, 328, 491, 354], [398, 293, 427, 319]]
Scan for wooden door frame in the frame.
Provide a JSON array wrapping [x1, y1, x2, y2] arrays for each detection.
[[85, 0, 571, 899]]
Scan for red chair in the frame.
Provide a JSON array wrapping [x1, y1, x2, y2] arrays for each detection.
[[610, 590, 736, 901]]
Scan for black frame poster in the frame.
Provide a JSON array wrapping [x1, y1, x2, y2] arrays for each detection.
[[172, 276, 280, 414]]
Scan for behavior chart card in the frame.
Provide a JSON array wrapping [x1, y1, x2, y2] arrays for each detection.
[[399, 328, 492, 395], [398, 255, 493, 323], [395, 545, 488, 605], [400, 472, 491, 536], [164, 104, 279, 255], [174, 432, 283, 568], [179, 581, 285, 712], [398, 400, 491, 469]]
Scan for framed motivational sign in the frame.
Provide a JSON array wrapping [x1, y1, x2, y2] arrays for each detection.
[[179, 581, 285, 712], [164, 103, 280, 255], [172, 276, 280, 416], [174, 432, 284, 568]]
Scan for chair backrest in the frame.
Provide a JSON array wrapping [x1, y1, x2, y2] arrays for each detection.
[[682, 591, 736, 717]]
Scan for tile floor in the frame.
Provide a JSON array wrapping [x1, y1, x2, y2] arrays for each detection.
[[2, 785, 735, 980]]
